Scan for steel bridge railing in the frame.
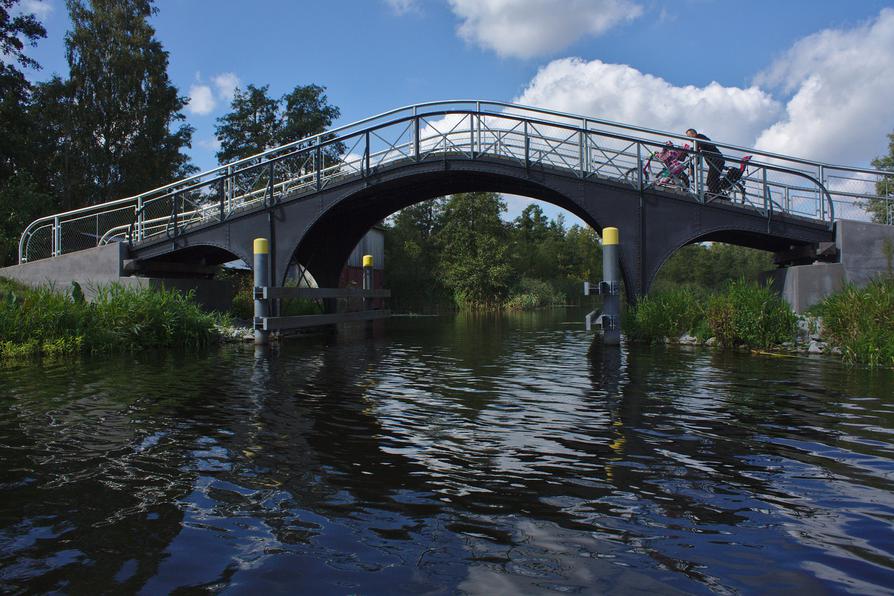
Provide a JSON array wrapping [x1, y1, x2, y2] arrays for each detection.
[[18, 100, 894, 263]]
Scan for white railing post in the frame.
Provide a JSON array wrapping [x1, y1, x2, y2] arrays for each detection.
[[136, 196, 144, 241], [476, 102, 482, 156], [695, 153, 705, 202], [470, 112, 475, 157], [580, 119, 588, 177], [411, 105, 419, 160], [52, 216, 61, 257], [226, 164, 234, 213], [636, 143, 643, 191]]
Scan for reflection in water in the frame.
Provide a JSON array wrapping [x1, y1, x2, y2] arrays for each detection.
[[1, 309, 893, 593]]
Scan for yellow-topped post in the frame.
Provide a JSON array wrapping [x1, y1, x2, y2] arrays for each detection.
[[602, 227, 621, 346], [602, 227, 619, 246], [362, 255, 374, 311], [253, 238, 270, 345]]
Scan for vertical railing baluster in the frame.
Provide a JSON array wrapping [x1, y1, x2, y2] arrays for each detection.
[[476, 102, 482, 157], [315, 139, 322, 190], [172, 191, 179, 238], [636, 143, 643, 191], [580, 119, 588, 177], [226, 164, 234, 213], [695, 153, 704, 202], [268, 161, 275, 206], [414, 116, 420, 162], [524, 121, 529, 170], [469, 113, 475, 158], [219, 176, 225, 222], [137, 196, 144, 241], [364, 131, 370, 175], [52, 216, 60, 257]]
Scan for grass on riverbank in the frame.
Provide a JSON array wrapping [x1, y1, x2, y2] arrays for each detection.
[[626, 280, 797, 349], [0, 277, 222, 358], [813, 278, 894, 367]]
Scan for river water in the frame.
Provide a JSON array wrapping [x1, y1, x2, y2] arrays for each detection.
[[1, 309, 893, 594]]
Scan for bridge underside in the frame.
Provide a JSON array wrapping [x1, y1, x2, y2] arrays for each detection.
[[128, 156, 834, 303]]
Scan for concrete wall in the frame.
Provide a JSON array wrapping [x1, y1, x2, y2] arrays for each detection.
[[766, 219, 894, 313], [0, 243, 233, 312], [762, 263, 845, 313], [836, 219, 894, 285], [1, 243, 126, 287]]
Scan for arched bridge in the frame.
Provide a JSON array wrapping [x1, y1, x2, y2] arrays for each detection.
[[17, 101, 894, 300]]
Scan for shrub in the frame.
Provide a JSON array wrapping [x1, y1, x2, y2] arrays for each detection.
[[625, 286, 705, 341], [706, 280, 797, 348], [504, 277, 565, 311], [814, 278, 894, 367], [0, 278, 221, 359]]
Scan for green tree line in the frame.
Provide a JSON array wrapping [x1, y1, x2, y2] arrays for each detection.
[[384, 192, 775, 313], [0, 0, 339, 266]]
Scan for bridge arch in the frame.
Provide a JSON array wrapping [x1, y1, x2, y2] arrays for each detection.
[[273, 160, 635, 297], [644, 224, 808, 293]]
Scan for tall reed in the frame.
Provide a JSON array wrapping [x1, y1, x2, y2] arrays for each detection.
[[0, 278, 221, 358]]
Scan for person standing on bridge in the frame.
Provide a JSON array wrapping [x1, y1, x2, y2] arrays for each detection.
[[686, 128, 725, 197]]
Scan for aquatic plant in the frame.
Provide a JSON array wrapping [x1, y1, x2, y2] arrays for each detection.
[[0, 277, 222, 358], [705, 280, 797, 348], [626, 280, 796, 349], [625, 286, 705, 342], [814, 278, 894, 367], [504, 277, 566, 311]]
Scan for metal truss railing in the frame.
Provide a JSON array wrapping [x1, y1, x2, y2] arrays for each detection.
[[18, 100, 894, 263]]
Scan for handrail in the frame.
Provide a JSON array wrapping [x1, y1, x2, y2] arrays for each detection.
[[19, 100, 891, 262]]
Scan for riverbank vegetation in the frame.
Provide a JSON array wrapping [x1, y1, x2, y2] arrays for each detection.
[[626, 281, 797, 349], [384, 192, 772, 313], [626, 277, 894, 367], [0, 277, 221, 358], [813, 278, 894, 367]]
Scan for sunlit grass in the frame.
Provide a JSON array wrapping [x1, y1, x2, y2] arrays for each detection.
[[0, 277, 223, 359]]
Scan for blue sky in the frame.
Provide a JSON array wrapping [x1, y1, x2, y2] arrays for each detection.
[[16, 0, 894, 222]]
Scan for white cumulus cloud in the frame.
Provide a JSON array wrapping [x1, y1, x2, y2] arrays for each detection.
[[753, 8, 894, 165], [187, 84, 216, 116], [448, 0, 643, 59], [213, 72, 240, 102], [515, 58, 782, 147]]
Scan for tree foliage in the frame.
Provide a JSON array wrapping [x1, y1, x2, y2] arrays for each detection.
[[0, 0, 49, 264], [215, 83, 341, 164], [0, 0, 45, 180], [868, 130, 894, 224], [63, 0, 193, 204], [437, 193, 513, 309], [385, 195, 775, 313]]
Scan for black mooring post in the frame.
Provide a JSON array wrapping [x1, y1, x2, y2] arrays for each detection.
[[363, 254, 374, 333], [254, 238, 270, 345], [602, 227, 621, 346], [362, 254, 373, 308]]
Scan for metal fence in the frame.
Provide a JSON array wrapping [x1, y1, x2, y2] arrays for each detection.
[[18, 100, 894, 263]]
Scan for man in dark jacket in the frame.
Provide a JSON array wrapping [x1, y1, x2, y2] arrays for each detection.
[[686, 128, 725, 196]]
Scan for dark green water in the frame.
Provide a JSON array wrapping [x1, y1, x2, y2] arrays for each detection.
[[1, 309, 893, 594]]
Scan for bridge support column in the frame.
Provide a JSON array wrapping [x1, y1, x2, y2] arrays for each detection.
[[254, 238, 270, 345], [602, 227, 621, 346]]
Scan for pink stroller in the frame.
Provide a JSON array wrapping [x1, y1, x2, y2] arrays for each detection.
[[649, 142, 691, 189]]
